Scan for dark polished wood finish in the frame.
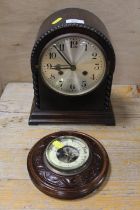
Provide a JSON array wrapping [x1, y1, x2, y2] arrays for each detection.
[[27, 131, 109, 199], [29, 8, 116, 125], [29, 98, 115, 125]]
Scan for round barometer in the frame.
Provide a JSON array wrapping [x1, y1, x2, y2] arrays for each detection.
[[27, 131, 109, 199]]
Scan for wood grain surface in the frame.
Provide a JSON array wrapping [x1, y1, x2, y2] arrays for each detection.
[[0, 1, 140, 95], [0, 83, 140, 209]]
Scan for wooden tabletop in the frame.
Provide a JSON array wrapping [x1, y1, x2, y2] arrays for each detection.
[[0, 83, 140, 210]]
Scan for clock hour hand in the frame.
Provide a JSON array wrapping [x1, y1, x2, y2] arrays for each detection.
[[53, 44, 76, 70], [51, 64, 72, 70]]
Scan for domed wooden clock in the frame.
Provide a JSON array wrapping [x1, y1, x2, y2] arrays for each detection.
[[29, 8, 116, 125]]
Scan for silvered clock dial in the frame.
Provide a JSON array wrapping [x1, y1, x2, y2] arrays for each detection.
[[29, 8, 116, 125], [40, 34, 106, 96]]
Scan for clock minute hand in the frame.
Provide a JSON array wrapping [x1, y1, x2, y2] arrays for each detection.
[[53, 44, 73, 67]]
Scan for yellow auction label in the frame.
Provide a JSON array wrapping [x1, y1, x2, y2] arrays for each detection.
[[52, 17, 62, 25], [52, 140, 64, 149]]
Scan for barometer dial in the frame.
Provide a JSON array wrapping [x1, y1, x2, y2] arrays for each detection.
[[44, 136, 89, 172]]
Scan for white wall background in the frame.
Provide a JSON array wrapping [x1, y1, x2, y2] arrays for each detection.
[[0, 0, 140, 94]]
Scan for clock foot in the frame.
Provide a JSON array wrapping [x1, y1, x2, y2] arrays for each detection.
[[29, 99, 115, 125]]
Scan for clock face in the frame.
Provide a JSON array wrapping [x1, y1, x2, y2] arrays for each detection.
[[40, 33, 106, 96], [44, 136, 89, 173]]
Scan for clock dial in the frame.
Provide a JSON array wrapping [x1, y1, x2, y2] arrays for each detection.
[[40, 34, 106, 96], [44, 136, 89, 172]]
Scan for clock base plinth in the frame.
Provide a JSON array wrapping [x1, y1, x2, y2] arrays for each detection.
[[29, 99, 115, 125]]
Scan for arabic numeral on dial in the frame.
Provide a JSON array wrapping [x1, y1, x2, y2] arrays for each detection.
[[70, 40, 78, 48], [85, 44, 88, 51], [94, 63, 100, 70], [92, 74, 95, 80], [59, 44, 64, 51], [92, 52, 97, 59], [46, 63, 52, 69], [49, 52, 56, 59], [58, 80, 63, 88], [81, 81, 87, 88], [70, 84, 76, 91], [50, 74, 55, 80]]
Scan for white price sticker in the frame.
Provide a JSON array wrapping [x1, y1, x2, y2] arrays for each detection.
[[66, 19, 84, 24]]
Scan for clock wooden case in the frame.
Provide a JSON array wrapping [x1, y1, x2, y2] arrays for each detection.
[[29, 8, 116, 125]]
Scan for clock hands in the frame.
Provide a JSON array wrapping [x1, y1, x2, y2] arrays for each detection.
[[53, 44, 76, 71], [50, 64, 71, 75], [53, 44, 72, 66], [51, 64, 72, 70]]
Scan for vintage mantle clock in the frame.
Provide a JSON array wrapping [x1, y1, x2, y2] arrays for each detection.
[[29, 8, 116, 125]]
